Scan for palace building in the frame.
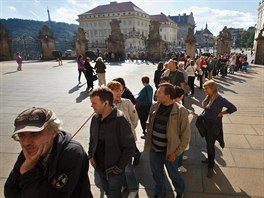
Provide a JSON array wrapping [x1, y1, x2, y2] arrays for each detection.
[[77, 1, 186, 53], [77, 1, 151, 52]]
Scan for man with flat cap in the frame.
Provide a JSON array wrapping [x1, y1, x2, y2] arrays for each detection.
[[4, 107, 93, 198]]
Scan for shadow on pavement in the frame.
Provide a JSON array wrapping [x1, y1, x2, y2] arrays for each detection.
[[76, 90, 89, 103], [3, 70, 19, 75], [68, 83, 85, 94]]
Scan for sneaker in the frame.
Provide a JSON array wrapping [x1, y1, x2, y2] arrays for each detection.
[[127, 190, 138, 198], [140, 135, 146, 139], [178, 166, 187, 174], [182, 155, 188, 161]]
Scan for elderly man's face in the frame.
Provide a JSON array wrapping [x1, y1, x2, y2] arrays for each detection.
[[16, 127, 56, 157]]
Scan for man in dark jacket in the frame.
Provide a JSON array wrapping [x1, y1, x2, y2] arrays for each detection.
[[89, 87, 136, 198], [4, 107, 93, 198]]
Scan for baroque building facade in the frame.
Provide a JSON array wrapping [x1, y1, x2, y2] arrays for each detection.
[[150, 13, 178, 46], [77, 1, 150, 52], [195, 24, 214, 49], [77, 1, 183, 53], [169, 13, 195, 47]]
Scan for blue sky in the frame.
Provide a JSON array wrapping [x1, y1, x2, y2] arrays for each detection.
[[1, 0, 259, 35]]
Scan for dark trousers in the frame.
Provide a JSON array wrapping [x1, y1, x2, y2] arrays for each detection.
[[196, 116, 224, 169], [188, 76, 195, 94], [96, 168, 125, 198], [150, 150, 185, 196], [205, 132, 216, 169], [85, 74, 94, 89], [78, 69, 85, 82], [138, 105, 151, 134]]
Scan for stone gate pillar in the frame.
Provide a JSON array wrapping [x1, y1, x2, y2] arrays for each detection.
[[216, 26, 232, 55], [146, 20, 164, 61], [185, 26, 196, 59], [0, 22, 12, 60], [106, 19, 125, 61], [254, 28, 264, 65], [75, 28, 87, 56], [39, 25, 56, 60]]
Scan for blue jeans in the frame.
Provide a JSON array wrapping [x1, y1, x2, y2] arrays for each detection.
[[96, 168, 125, 198], [150, 149, 185, 196], [124, 162, 139, 192]]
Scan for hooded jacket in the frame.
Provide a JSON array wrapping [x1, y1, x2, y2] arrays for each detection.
[[4, 131, 93, 198]]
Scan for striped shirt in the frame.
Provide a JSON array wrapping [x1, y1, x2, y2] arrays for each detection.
[[152, 104, 173, 152]]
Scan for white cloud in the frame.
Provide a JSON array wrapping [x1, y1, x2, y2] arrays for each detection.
[[181, 6, 256, 35], [34, 0, 40, 3], [53, 7, 80, 24], [30, 10, 41, 20], [9, 6, 16, 11]]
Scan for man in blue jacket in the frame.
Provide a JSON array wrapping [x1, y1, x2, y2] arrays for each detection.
[[4, 107, 93, 198]]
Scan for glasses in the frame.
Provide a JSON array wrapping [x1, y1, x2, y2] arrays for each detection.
[[12, 131, 44, 142]]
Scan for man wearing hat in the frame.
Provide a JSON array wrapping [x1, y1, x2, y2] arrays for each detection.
[[4, 107, 93, 198]]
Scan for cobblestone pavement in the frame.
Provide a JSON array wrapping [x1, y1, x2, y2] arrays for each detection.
[[0, 60, 263, 198]]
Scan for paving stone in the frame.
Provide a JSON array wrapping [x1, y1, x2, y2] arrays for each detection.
[[252, 124, 264, 135], [245, 135, 264, 149], [224, 134, 251, 149], [230, 148, 264, 169], [203, 166, 264, 197], [0, 61, 263, 198], [223, 123, 257, 135], [0, 153, 18, 178]]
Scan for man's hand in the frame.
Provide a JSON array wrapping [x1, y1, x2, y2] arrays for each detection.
[[20, 143, 48, 175], [89, 158, 96, 167], [167, 153, 177, 162]]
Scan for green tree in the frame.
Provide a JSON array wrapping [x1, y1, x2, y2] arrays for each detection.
[[239, 29, 255, 49]]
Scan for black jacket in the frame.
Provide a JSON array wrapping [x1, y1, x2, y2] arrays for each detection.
[[4, 131, 93, 198], [122, 87, 136, 105], [88, 108, 136, 171]]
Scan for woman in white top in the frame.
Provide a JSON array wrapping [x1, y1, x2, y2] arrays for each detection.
[[185, 60, 197, 95], [107, 81, 139, 198]]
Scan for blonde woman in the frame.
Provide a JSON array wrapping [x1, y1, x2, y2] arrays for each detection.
[[195, 80, 237, 178], [94, 57, 106, 86]]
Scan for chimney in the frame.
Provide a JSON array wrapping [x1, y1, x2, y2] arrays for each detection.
[[110, 1, 117, 4]]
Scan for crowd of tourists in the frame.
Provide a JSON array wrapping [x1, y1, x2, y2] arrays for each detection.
[[6, 52, 242, 198]]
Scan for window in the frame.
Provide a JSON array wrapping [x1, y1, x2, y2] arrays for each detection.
[[128, 20, 132, 25]]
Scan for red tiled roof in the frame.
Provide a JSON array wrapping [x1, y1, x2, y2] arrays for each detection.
[[150, 13, 176, 24], [81, 1, 147, 15]]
